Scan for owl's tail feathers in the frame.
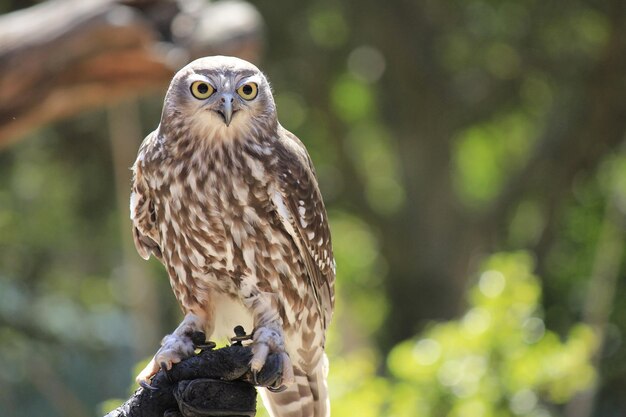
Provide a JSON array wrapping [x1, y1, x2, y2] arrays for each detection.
[[260, 354, 330, 417]]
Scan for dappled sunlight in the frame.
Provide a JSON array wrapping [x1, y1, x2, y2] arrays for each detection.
[[384, 253, 596, 417]]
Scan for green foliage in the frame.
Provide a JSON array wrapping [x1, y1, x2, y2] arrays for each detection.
[[344, 123, 405, 216], [327, 210, 388, 345], [452, 112, 535, 209], [331, 75, 374, 122], [329, 253, 596, 417], [307, 4, 349, 49]]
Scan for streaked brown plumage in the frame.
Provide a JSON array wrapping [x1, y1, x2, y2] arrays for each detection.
[[130, 56, 335, 417]]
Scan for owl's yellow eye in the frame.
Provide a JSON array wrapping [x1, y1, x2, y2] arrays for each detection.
[[190, 81, 214, 99], [237, 82, 258, 100]]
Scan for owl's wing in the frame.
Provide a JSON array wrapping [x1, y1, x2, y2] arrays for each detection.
[[130, 131, 162, 261], [270, 128, 336, 330]]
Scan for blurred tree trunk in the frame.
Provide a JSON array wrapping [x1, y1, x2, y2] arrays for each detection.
[[339, 0, 626, 349], [565, 145, 626, 417], [108, 101, 161, 358]]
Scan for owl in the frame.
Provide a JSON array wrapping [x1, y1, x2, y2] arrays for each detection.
[[130, 56, 335, 417]]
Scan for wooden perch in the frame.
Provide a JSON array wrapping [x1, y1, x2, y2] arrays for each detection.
[[0, 0, 263, 147], [105, 343, 284, 417]]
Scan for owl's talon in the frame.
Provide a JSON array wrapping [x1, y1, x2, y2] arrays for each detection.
[[249, 326, 295, 389], [139, 379, 158, 391], [135, 331, 196, 387], [160, 362, 173, 383], [267, 383, 288, 393], [252, 369, 259, 385]]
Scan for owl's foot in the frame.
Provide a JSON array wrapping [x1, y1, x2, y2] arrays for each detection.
[[249, 325, 295, 391], [136, 332, 196, 387]]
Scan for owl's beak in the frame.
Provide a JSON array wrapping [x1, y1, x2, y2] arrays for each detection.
[[218, 93, 235, 126]]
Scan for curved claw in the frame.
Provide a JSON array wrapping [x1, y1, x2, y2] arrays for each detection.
[[160, 362, 173, 384], [248, 326, 295, 392], [267, 383, 288, 393], [251, 369, 259, 385], [139, 379, 158, 391], [250, 353, 286, 389]]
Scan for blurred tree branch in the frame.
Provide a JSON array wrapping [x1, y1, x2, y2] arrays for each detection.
[[0, 0, 263, 147]]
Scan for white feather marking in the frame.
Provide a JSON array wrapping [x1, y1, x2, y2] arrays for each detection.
[[187, 170, 197, 188], [245, 155, 266, 181], [231, 223, 245, 248], [307, 230, 315, 240], [170, 181, 184, 199], [275, 260, 290, 276], [272, 191, 295, 231], [129, 192, 139, 220], [171, 217, 181, 237], [243, 244, 256, 272], [172, 262, 187, 283], [243, 206, 261, 225], [232, 177, 249, 202], [189, 246, 205, 268], [272, 191, 315, 280], [225, 240, 235, 272], [250, 143, 273, 155]]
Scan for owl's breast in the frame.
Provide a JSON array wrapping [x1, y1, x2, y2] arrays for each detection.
[[146, 144, 310, 326], [154, 160, 271, 270]]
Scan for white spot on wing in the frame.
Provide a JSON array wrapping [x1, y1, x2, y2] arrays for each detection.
[[250, 143, 273, 155], [272, 191, 291, 222], [129, 192, 139, 220], [272, 191, 303, 245]]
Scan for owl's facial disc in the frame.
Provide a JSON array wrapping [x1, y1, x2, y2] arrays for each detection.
[[177, 66, 273, 135]]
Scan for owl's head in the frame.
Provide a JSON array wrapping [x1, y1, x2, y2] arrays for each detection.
[[161, 56, 277, 139]]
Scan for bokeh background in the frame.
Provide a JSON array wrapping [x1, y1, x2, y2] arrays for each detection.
[[1, 0, 625, 416]]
